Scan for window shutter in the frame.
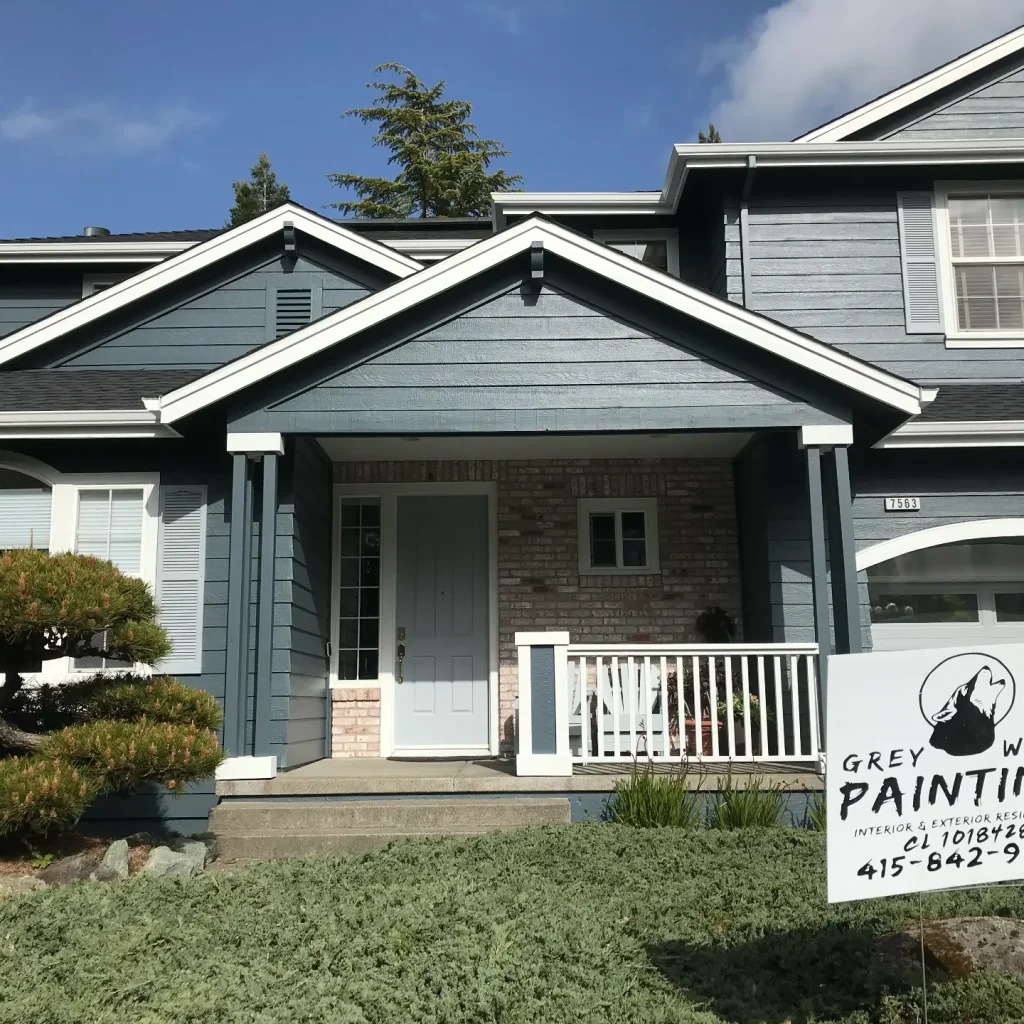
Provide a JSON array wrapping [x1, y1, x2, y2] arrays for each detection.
[[0, 489, 52, 550], [156, 486, 207, 675], [897, 192, 944, 334]]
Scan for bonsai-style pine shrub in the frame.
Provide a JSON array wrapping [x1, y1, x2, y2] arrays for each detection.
[[0, 548, 224, 834]]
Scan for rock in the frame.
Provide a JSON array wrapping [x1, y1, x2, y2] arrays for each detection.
[[88, 864, 121, 884], [141, 845, 196, 879], [874, 916, 1024, 984], [39, 849, 104, 885], [0, 875, 47, 896], [178, 841, 207, 873], [124, 832, 156, 848], [101, 840, 130, 882]]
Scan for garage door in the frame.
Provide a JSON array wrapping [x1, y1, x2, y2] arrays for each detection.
[[868, 539, 1024, 651]]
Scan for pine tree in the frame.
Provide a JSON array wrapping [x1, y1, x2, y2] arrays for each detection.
[[328, 64, 522, 218], [698, 123, 722, 143], [228, 151, 291, 227]]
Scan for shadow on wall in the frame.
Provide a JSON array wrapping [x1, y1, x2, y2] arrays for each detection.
[[648, 924, 891, 1024], [82, 782, 216, 838]]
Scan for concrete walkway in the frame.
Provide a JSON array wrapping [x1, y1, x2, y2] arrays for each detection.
[[217, 758, 822, 797]]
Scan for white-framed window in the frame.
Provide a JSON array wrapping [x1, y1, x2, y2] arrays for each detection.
[[577, 497, 660, 575], [935, 183, 1024, 346], [82, 274, 129, 298], [594, 228, 679, 277], [336, 496, 382, 681]]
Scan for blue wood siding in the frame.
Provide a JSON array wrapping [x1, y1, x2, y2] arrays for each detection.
[[240, 276, 847, 434], [883, 68, 1024, 142], [723, 193, 1024, 384], [274, 437, 331, 768], [0, 271, 83, 338], [60, 255, 370, 372]]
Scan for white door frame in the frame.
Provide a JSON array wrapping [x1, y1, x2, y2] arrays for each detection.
[[331, 481, 499, 757]]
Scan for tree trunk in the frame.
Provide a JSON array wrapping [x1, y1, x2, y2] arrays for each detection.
[[0, 715, 43, 752]]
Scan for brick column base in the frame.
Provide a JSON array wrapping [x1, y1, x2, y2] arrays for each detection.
[[331, 687, 382, 757]]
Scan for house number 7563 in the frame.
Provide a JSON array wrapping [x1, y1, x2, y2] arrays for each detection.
[[883, 497, 921, 512]]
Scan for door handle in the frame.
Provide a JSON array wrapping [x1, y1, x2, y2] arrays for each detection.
[[396, 627, 406, 684]]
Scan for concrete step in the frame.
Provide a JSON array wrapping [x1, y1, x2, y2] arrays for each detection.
[[209, 797, 571, 860]]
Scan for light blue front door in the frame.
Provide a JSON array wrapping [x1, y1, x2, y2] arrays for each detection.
[[394, 495, 489, 750]]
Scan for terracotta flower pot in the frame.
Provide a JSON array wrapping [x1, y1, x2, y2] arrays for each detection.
[[683, 718, 713, 756]]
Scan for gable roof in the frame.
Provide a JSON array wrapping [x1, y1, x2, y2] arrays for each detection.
[[152, 215, 929, 425], [0, 203, 423, 366], [795, 25, 1024, 143]]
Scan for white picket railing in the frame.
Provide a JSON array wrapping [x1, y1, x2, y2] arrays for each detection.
[[566, 643, 820, 764]]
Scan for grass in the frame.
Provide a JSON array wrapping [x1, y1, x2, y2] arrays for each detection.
[[709, 773, 785, 830], [2, 827, 1024, 1023]]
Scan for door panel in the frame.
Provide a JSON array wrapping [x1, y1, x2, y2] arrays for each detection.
[[395, 495, 489, 749]]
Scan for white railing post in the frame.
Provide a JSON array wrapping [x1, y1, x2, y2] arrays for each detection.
[[515, 631, 573, 776]]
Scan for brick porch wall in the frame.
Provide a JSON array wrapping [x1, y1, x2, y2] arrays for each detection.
[[331, 459, 743, 755], [331, 687, 382, 757]]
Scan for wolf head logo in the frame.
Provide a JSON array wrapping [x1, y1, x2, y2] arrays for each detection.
[[928, 666, 1007, 757]]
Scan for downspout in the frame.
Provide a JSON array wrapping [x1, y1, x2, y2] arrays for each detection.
[[738, 156, 757, 308]]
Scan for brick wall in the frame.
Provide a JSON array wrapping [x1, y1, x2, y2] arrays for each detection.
[[331, 687, 381, 757], [331, 458, 742, 755]]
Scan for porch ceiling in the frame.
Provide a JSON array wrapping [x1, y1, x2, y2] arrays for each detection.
[[316, 431, 753, 462]]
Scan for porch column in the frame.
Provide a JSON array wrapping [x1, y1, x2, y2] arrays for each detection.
[[223, 452, 253, 758], [802, 444, 832, 694], [217, 433, 285, 783], [515, 631, 572, 777], [822, 443, 863, 655]]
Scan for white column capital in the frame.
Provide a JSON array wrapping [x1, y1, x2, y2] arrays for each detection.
[[226, 432, 285, 455], [798, 424, 854, 449]]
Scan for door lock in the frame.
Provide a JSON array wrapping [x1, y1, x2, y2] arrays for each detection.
[[396, 626, 406, 684]]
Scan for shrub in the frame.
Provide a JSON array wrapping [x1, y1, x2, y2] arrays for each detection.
[[0, 757, 100, 835], [81, 676, 223, 731], [709, 772, 785, 829], [611, 761, 704, 828], [42, 719, 223, 792]]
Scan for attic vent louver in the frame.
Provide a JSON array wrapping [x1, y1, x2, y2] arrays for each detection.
[[275, 287, 313, 338]]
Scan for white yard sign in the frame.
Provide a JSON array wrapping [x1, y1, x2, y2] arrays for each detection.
[[827, 644, 1024, 903]]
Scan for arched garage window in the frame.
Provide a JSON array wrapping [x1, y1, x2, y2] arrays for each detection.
[[867, 539, 1024, 651], [0, 467, 52, 552]]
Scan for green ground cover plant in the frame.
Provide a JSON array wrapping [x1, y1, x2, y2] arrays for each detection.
[[1, 826, 1022, 1023]]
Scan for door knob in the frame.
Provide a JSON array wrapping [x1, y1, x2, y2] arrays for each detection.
[[396, 628, 406, 684]]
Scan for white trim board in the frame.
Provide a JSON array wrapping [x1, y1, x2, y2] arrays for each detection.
[[794, 26, 1024, 143], [0, 203, 422, 367], [878, 420, 1024, 448], [856, 518, 1024, 571], [330, 482, 500, 758], [155, 215, 927, 422]]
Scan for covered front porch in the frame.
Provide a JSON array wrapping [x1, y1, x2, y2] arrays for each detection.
[[217, 423, 865, 779]]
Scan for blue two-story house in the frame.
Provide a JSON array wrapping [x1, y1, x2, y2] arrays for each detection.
[[2, 25, 1024, 833]]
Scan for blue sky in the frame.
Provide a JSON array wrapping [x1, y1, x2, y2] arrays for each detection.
[[2, 0, 1024, 238]]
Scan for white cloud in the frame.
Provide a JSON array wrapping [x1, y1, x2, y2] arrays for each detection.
[[703, 0, 1024, 142], [0, 99, 209, 154]]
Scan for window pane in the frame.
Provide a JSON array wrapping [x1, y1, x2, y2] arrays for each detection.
[[359, 618, 378, 648], [868, 589, 979, 623], [621, 512, 646, 540], [640, 241, 669, 272], [360, 502, 380, 527], [339, 619, 359, 647], [622, 539, 647, 567], [339, 649, 357, 680], [955, 265, 998, 331], [620, 511, 647, 567], [995, 593, 1024, 622], [339, 588, 359, 616], [341, 527, 361, 556], [341, 503, 360, 528], [361, 527, 381, 556], [949, 197, 991, 258], [0, 480, 52, 551], [358, 650, 378, 680], [340, 558, 360, 586], [75, 488, 143, 575], [589, 513, 616, 567], [995, 265, 1024, 330], [360, 587, 379, 617], [360, 558, 380, 586]]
